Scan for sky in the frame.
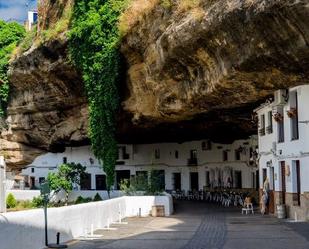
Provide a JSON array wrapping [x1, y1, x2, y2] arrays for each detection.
[[0, 0, 37, 22]]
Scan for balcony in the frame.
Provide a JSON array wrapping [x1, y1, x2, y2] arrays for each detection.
[[187, 158, 198, 166], [259, 128, 266, 136], [266, 125, 273, 134]]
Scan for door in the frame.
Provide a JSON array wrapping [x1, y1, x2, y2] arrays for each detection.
[[116, 170, 131, 190], [95, 175, 106, 190], [281, 162, 286, 204], [269, 167, 275, 213], [30, 177, 35, 189], [80, 173, 92, 190], [234, 171, 242, 189], [173, 173, 181, 191], [295, 161, 301, 206], [190, 172, 199, 191]]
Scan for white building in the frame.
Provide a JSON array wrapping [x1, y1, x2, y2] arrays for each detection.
[[26, 10, 38, 31], [20, 138, 258, 193], [256, 84, 309, 220]]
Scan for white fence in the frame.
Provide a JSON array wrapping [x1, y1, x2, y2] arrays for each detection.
[[0, 195, 173, 249]]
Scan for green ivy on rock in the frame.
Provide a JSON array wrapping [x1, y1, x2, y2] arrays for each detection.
[[69, 0, 128, 191], [0, 20, 25, 117]]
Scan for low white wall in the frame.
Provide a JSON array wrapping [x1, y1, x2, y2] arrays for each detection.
[[0, 195, 173, 249], [5, 190, 122, 202], [125, 195, 173, 217], [6, 190, 41, 201]]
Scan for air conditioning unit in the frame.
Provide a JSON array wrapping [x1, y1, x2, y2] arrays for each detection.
[[274, 89, 288, 105]]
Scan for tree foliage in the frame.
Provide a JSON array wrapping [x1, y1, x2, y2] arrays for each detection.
[[47, 163, 86, 204], [69, 0, 128, 191], [0, 20, 25, 116]]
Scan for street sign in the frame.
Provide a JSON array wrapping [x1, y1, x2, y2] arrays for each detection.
[[40, 181, 50, 196]]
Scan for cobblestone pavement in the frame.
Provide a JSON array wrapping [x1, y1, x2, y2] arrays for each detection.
[[67, 201, 309, 249]]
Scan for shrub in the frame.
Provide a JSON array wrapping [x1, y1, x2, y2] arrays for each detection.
[[6, 193, 17, 208], [93, 193, 103, 202], [75, 196, 85, 204], [31, 196, 44, 208]]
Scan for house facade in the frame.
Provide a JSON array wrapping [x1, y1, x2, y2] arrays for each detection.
[[20, 138, 258, 193], [256, 84, 309, 220]]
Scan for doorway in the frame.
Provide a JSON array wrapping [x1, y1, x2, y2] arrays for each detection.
[[80, 173, 92, 190], [234, 171, 242, 189], [280, 161, 286, 204], [116, 170, 131, 190], [269, 167, 275, 213], [295, 160, 301, 206], [95, 175, 107, 190], [173, 173, 181, 191], [190, 172, 199, 191], [30, 177, 35, 189]]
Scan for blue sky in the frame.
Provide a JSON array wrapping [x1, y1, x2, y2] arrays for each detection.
[[0, 0, 37, 22]]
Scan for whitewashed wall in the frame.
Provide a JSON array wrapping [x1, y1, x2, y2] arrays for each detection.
[[257, 84, 309, 193], [0, 195, 173, 249], [21, 137, 258, 191]]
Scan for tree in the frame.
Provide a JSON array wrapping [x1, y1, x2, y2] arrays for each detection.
[[47, 163, 86, 204]]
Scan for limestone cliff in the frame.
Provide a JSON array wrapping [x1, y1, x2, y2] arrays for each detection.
[[1, 0, 309, 169]]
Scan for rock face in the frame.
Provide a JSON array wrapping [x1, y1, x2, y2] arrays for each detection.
[[122, 0, 309, 123], [1, 0, 309, 169], [1, 39, 89, 169]]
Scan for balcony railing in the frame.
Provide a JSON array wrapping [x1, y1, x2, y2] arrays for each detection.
[[187, 158, 198, 166], [259, 128, 266, 136], [266, 125, 273, 134]]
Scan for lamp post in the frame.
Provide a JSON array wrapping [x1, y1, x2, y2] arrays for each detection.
[[0, 156, 6, 213], [40, 182, 67, 248]]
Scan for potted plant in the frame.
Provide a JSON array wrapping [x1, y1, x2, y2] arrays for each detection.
[[273, 112, 283, 122], [287, 108, 297, 118]]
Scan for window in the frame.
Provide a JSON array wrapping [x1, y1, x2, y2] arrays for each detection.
[[80, 173, 92, 190], [223, 150, 228, 161], [259, 114, 265, 136], [202, 140, 211, 150], [31, 168, 35, 173], [190, 150, 197, 159], [63, 157, 67, 164], [95, 175, 107, 190], [118, 146, 130, 160], [277, 108, 285, 143], [188, 150, 198, 166], [266, 111, 273, 134], [290, 91, 299, 140], [155, 149, 160, 159], [175, 150, 179, 159], [235, 149, 241, 161]]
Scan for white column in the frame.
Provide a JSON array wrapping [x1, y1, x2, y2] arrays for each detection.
[[0, 156, 6, 213]]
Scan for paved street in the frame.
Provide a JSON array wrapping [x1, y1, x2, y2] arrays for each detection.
[[68, 201, 309, 249]]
